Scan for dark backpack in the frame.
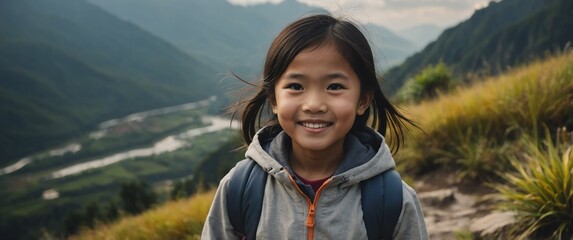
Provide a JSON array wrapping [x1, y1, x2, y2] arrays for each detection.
[[227, 159, 403, 240]]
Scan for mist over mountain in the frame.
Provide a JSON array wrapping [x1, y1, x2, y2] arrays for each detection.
[[0, 0, 419, 167], [384, 0, 573, 94], [0, 0, 218, 165], [87, 0, 418, 76], [396, 24, 443, 48]]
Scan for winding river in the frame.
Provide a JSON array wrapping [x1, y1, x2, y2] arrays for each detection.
[[0, 97, 238, 178], [51, 116, 236, 178]]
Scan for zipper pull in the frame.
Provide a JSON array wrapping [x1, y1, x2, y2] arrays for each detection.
[[306, 206, 315, 227]]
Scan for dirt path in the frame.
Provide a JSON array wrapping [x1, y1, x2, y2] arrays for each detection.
[[413, 168, 515, 239]]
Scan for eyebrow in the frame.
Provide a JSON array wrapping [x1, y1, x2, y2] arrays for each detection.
[[283, 72, 349, 81], [325, 72, 349, 80], [284, 73, 305, 80]]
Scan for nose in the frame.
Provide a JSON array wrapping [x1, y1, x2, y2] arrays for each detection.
[[302, 92, 327, 113]]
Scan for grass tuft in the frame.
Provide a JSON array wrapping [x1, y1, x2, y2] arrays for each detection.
[[494, 133, 573, 239], [71, 190, 215, 240]]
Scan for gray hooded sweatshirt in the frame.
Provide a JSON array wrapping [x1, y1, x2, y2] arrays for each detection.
[[202, 127, 428, 240]]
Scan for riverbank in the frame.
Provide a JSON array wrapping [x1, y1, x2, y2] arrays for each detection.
[[0, 98, 238, 240], [0, 97, 220, 177], [51, 116, 237, 178]]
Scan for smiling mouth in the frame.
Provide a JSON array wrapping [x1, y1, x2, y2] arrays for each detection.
[[299, 122, 333, 129]]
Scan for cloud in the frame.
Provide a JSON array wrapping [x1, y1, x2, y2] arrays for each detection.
[[227, 0, 282, 6], [227, 0, 493, 30], [300, 0, 386, 9]]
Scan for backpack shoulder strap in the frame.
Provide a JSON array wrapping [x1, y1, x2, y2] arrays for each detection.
[[361, 169, 403, 240], [226, 159, 267, 240]]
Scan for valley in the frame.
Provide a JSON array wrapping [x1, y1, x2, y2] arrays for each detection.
[[1, 0, 571, 239], [0, 97, 239, 239]]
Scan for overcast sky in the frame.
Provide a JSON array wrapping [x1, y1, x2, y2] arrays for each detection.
[[227, 0, 494, 31]]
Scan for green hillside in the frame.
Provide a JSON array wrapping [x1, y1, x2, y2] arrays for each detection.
[[86, 0, 317, 77], [87, 0, 417, 76], [192, 135, 245, 188], [458, 0, 573, 71], [0, 0, 218, 165], [384, 0, 572, 94], [72, 48, 573, 240]]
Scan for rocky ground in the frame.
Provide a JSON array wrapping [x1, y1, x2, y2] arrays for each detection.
[[414, 167, 516, 239]]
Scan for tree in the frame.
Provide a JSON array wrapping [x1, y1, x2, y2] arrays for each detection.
[[63, 210, 83, 236], [83, 202, 102, 228], [170, 178, 196, 200], [120, 180, 157, 215], [105, 202, 119, 221]]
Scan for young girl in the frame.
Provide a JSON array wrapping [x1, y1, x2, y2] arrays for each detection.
[[202, 14, 428, 239]]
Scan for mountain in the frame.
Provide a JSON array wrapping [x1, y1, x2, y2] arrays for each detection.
[[396, 24, 443, 48], [383, 0, 572, 94], [0, 0, 218, 165], [86, 0, 417, 75], [85, 0, 317, 77], [365, 23, 419, 69]]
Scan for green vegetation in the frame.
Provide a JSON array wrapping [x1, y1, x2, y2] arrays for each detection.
[[64, 196, 120, 235], [71, 190, 215, 240], [395, 50, 573, 179], [395, 62, 453, 103], [393, 50, 572, 238], [88, 0, 322, 77], [119, 181, 157, 215], [72, 50, 573, 240], [454, 229, 474, 240], [384, 0, 572, 94], [192, 135, 245, 189], [0, 103, 235, 239], [170, 178, 197, 200], [0, 0, 219, 165], [495, 134, 573, 239], [3, 0, 573, 239], [88, 0, 417, 77], [19, 110, 206, 174]]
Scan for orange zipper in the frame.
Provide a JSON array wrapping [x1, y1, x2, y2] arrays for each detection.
[[289, 176, 332, 240]]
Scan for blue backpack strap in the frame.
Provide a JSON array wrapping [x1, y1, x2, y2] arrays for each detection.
[[226, 159, 267, 240], [361, 169, 403, 240]]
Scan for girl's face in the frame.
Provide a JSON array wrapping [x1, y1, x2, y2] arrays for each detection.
[[271, 43, 370, 156]]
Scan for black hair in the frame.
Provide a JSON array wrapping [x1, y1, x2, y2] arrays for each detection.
[[233, 14, 416, 153]]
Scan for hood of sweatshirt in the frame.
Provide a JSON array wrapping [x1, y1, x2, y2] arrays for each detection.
[[245, 126, 396, 190]]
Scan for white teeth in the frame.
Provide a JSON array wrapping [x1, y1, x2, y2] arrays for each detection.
[[302, 122, 329, 129]]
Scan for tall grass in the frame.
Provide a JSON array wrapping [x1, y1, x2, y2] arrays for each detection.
[[72, 51, 573, 239], [396, 50, 573, 177], [71, 190, 215, 240], [494, 134, 573, 239]]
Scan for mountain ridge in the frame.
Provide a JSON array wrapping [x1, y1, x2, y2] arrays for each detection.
[[383, 0, 570, 94], [87, 0, 418, 75], [0, 0, 219, 165]]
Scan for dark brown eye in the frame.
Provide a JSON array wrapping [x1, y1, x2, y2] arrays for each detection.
[[286, 83, 303, 90], [327, 83, 344, 90]]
